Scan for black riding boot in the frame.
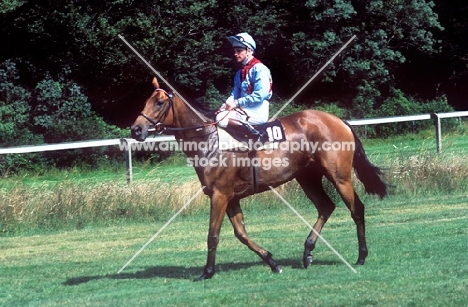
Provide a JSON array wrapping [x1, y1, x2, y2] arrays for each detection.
[[226, 120, 266, 143]]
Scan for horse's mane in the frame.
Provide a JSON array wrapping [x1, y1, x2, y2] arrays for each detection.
[[190, 97, 218, 121]]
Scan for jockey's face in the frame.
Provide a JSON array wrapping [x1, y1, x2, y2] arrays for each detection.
[[233, 47, 252, 64]]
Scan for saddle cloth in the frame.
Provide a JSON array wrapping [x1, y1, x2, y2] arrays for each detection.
[[217, 119, 286, 151]]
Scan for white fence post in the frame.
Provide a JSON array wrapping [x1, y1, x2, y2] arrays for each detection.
[[120, 139, 133, 184], [431, 113, 442, 153]]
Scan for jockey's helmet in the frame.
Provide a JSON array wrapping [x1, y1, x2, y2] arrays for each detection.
[[228, 33, 256, 51]]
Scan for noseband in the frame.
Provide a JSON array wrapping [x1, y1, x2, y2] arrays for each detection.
[[140, 88, 175, 134]]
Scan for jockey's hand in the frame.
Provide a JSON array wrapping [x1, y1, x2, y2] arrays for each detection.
[[215, 104, 226, 114], [225, 97, 237, 110]]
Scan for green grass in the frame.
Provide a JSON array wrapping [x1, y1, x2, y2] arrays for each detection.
[[1, 193, 467, 306], [1, 128, 467, 305], [1, 154, 196, 189]]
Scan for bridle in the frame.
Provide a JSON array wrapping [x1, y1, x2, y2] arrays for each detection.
[[139, 88, 236, 134], [139, 88, 175, 134]]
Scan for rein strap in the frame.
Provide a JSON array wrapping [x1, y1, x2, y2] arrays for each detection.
[[142, 90, 240, 134]]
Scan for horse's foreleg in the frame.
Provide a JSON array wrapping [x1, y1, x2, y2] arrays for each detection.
[[227, 200, 282, 273], [194, 193, 228, 282]]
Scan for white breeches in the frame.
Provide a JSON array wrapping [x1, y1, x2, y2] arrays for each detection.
[[216, 101, 269, 128]]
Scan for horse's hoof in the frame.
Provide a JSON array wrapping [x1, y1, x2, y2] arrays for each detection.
[[272, 265, 282, 274], [303, 255, 313, 268], [193, 275, 210, 282], [193, 273, 214, 282], [355, 259, 365, 265]]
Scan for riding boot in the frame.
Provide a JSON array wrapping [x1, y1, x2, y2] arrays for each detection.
[[226, 119, 267, 143]]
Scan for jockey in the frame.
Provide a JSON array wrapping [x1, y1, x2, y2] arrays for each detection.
[[216, 32, 272, 142]]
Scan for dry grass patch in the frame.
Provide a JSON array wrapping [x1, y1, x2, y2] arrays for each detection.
[[0, 178, 208, 234]]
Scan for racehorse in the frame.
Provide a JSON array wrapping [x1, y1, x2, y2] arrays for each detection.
[[131, 77, 389, 281]]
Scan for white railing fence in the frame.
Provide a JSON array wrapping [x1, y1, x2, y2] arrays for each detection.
[[1, 111, 467, 182]]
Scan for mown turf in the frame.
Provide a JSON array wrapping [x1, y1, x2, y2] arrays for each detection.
[[1, 192, 467, 306]]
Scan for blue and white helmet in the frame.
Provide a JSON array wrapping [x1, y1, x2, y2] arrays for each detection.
[[228, 33, 256, 51]]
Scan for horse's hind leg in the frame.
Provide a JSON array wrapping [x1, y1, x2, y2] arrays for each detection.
[[351, 192, 367, 265], [226, 199, 282, 273], [331, 172, 368, 265], [296, 172, 336, 268]]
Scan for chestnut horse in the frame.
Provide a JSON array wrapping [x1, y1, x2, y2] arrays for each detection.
[[131, 77, 388, 281]]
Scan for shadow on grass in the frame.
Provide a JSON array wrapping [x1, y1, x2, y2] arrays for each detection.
[[63, 258, 341, 286]]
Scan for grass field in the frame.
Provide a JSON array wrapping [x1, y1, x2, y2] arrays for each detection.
[[1, 129, 467, 306], [1, 193, 467, 306]]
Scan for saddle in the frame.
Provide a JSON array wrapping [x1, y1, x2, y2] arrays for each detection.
[[217, 119, 286, 152]]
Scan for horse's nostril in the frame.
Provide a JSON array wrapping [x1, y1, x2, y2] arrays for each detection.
[[131, 125, 143, 139], [134, 126, 142, 136]]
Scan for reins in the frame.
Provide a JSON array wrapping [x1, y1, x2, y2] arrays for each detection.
[[141, 89, 237, 134]]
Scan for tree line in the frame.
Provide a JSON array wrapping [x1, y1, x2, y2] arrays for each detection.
[[0, 0, 466, 171]]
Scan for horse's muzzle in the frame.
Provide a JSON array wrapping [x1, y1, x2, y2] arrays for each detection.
[[131, 124, 147, 141]]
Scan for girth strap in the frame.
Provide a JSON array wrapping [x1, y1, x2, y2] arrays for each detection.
[[248, 150, 259, 194]]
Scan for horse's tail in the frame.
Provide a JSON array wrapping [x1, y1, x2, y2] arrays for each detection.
[[344, 121, 389, 199]]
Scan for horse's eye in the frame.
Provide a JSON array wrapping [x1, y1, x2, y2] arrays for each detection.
[[155, 99, 164, 106]]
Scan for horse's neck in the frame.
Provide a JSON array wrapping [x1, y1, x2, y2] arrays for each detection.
[[172, 96, 217, 155], [175, 101, 205, 128]]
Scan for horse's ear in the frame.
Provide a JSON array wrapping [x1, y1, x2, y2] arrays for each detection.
[[152, 77, 160, 89]]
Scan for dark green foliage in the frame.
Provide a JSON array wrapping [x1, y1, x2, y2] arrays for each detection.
[[0, 0, 466, 171], [406, 0, 468, 110], [0, 60, 40, 146], [372, 89, 454, 137], [0, 0, 447, 115], [0, 61, 127, 174]]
